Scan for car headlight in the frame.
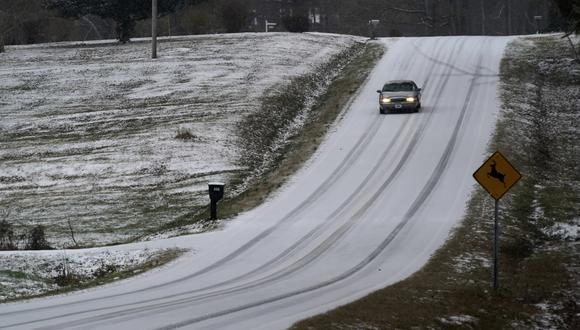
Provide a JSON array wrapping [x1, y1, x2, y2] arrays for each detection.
[[381, 97, 391, 103], [406, 97, 415, 102]]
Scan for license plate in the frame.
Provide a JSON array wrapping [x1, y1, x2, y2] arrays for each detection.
[[395, 104, 402, 109]]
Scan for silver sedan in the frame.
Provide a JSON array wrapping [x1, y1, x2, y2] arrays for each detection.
[[377, 80, 422, 114]]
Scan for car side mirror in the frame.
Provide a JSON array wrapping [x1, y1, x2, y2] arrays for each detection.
[[417, 88, 422, 92], [376, 90, 382, 93]]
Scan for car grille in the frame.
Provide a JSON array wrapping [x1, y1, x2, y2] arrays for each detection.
[[391, 97, 407, 103]]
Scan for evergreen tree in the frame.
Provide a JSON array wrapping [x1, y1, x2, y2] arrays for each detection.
[[44, 0, 198, 43], [553, 0, 580, 34], [25, 225, 51, 250]]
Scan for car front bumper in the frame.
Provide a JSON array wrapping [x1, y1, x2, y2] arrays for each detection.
[[380, 102, 419, 112]]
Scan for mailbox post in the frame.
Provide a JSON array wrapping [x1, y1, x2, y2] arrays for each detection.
[[208, 182, 225, 220]]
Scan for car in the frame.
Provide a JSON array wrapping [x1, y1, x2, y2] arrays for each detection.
[[377, 80, 422, 114]]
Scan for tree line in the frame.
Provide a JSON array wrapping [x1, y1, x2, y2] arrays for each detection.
[[0, 0, 577, 46]]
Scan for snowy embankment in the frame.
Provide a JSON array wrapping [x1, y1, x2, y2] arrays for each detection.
[[0, 33, 362, 247], [0, 248, 183, 301]]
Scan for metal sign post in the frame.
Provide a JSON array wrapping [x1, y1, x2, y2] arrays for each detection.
[[493, 199, 499, 290], [473, 151, 521, 290]]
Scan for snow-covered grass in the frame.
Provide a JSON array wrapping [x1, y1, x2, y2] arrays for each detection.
[[438, 314, 479, 326], [0, 248, 183, 302], [0, 33, 362, 247], [292, 34, 579, 330]]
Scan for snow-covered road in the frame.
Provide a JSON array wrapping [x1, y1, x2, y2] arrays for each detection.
[[0, 36, 512, 330]]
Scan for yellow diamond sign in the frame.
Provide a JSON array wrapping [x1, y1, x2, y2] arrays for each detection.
[[473, 151, 522, 200]]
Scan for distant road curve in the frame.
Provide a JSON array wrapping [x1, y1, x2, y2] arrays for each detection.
[[0, 35, 512, 330]]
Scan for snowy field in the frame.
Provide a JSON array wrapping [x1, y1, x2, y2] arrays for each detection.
[[0, 33, 362, 246]]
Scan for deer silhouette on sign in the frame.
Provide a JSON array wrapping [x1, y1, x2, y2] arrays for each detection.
[[488, 160, 506, 187]]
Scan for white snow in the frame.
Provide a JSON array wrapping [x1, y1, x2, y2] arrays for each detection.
[[453, 252, 491, 274], [544, 219, 579, 241], [438, 314, 478, 326]]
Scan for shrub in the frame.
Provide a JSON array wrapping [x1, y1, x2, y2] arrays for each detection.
[[53, 268, 81, 286], [0, 220, 16, 250], [26, 225, 52, 250], [175, 127, 195, 140], [93, 261, 118, 278]]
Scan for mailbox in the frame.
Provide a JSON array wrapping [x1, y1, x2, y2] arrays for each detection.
[[209, 182, 225, 202], [208, 182, 225, 220]]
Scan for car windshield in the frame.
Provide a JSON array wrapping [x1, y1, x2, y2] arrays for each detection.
[[382, 82, 414, 92]]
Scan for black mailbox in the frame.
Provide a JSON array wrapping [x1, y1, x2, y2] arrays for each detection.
[[208, 182, 225, 220], [209, 182, 225, 202]]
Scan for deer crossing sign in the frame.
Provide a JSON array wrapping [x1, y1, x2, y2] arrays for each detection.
[[473, 151, 522, 200]]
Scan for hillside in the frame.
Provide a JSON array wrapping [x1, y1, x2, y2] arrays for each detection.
[[0, 33, 363, 247]]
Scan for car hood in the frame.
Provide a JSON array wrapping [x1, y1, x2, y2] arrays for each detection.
[[380, 91, 418, 97]]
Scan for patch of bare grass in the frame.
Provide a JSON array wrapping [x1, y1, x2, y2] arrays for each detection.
[[292, 35, 579, 330], [175, 127, 197, 140]]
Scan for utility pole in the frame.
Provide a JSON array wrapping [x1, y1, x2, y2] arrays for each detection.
[[152, 0, 157, 59], [506, 0, 512, 35], [480, 0, 486, 35]]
